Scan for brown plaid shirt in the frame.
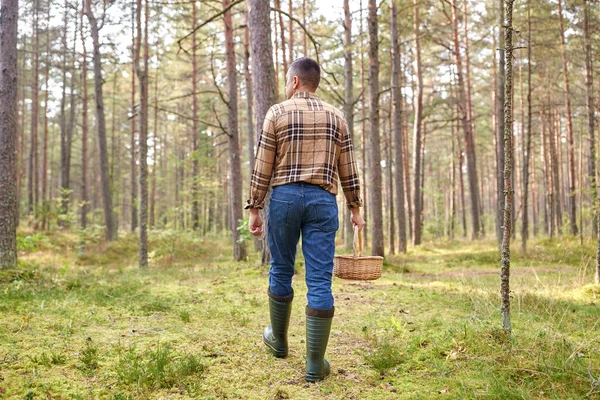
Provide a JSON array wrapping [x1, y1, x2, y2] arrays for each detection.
[[244, 91, 363, 210]]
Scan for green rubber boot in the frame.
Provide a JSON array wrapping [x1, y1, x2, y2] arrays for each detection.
[[305, 306, 334, 382], [263, 290, 293, 358]]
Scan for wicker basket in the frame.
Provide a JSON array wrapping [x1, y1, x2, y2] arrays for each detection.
[[334, 226, 383, 281]]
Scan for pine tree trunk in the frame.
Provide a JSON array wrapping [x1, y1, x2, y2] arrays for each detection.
[[249, 0, 277, 265], [457, 112, 467, 237], [521, 0, 533, 252], [367, 0, 384, 257], [391, 1, 407, 253], [130, 7, 137, 232], [496, 0, 505, 247], [191, 2, 200, 231], [275, 0, 287, 74], [582, 0, 597, 240], [451, 0, 480, 239], [243, 10, 261, 252], [134, 0, 149, 267], [412, 0, 424, 245], [557, 0, 578, 236], [343, 0, 354, 251], [150, 72, 158, 228], [500, 0, 515, 333], [0, 0, 19, 268], [80, 8, 88, 232], [41, 1, 50, 230], [28, 0, 40, 216], [548, 109, 562, 235], [386, 105, 395, 255], [359, 0, 368, 246], [288, 0, 293, 62], [224, 0, 247, 261], [59, 4, 69, 224], [84, 0, 117, 241]]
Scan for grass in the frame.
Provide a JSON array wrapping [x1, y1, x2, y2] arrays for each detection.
[[0, 230, 599, 399]]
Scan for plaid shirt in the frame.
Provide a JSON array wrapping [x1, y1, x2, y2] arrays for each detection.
[[244, 91, 363, 210]]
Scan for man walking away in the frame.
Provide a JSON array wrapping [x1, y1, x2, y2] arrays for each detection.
[[245, 57, 365, 382]]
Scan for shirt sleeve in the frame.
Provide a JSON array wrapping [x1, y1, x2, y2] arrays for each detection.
[[244, 107, 277, 210], [337, 116, 363, 210]]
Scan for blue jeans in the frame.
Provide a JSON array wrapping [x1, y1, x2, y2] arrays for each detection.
[[268, 182, 338, 310]]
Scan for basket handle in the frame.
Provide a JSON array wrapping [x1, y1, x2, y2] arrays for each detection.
[[353, 226, 363, 258]]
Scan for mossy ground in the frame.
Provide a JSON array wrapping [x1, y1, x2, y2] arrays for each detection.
[[1, 230, 599, 399]]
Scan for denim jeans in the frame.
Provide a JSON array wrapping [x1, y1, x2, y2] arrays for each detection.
[[267, 182, 338, 310]]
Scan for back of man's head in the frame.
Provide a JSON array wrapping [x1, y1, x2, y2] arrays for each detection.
[[289, 57, 321, 91]]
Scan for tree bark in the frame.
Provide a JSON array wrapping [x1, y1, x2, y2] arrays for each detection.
[[583, 0, 600, 282], [130, 6, 137, 232], [556, 0, 577, 236], [84, 0, 117, 241], [28, 0, 40, 216], [412, 0, 424, 245], [80, 7, 88, 232], [288, 0, 293, 62], [59, 2, 70, 224], [249, 0, 277, 264], [343, 0, 354, 251], [496, 0, 505, 247], [391, 1, 407, 253], [500, 0, 515, 333], [275, 0, 287, 74], [549, 108, 562, 235], [0, 0, 19, 268], [359, 0, 368, 246], [41, 1, 51, 229], [133, 0, 149, 267], [243, 9, 261, 252], [224, 0, 247, 261], [367, 0, 384, 257], [190, 3, 200, 230], [521, 0, 533, 252], [451, 0, 481, 239]]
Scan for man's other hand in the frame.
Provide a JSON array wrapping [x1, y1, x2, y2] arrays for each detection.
[[350, 208, 366, 231], [249, 209, 263, 236]]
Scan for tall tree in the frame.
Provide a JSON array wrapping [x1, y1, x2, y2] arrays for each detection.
[[130, 6, 137, 232], [496, 0, 505, 247], [134, 0, 150, 267], [243, 8, 261, 252], [450, 0, 481, 239], [521, 0, 533, 251], [80, 6, 88, 232], [28, 0, 40, 216], [243, 10, 255, 174], [41, 1, 51, 229], [84, 0, 117, 241], [343, 0, 354, 250], [249, 0, 277, 265], [501, 0, 515, 333], [0, 0, 19, 268], [583, 0, 597, 238], [557, 0, 577, 235], [412, 0, 424, 245], [224, 0, 247, 262], [191, 2, 200, 231], [391, 0, 407, 253], [367, 0, 384, 257], [59, 0, 76, 226]]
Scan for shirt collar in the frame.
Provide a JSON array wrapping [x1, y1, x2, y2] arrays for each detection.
[[292, 91, 319, 100]]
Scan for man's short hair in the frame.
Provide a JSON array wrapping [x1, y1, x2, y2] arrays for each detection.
[[289, 57, 321, 90]]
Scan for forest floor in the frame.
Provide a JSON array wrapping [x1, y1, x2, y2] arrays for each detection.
[[1, 229, 600, 399]]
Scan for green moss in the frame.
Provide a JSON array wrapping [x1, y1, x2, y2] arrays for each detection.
[[1, 232, 599, 398]]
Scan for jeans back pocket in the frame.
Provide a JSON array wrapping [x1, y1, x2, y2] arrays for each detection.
[[315, 202, 339, 232], [269, 198, 292, 227]]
